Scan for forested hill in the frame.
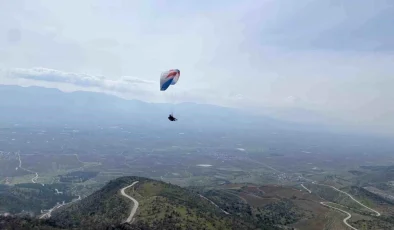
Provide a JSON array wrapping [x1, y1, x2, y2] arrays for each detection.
[[1, 176, 279, 230]]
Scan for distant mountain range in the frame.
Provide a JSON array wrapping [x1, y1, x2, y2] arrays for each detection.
[[0, 84, 333, 133]]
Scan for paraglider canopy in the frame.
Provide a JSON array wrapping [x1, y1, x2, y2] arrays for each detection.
[[160, 69, 180, 91]]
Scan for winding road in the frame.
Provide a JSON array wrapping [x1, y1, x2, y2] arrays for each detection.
[[120, 181, 139, 223], [39, 195, 82, 219], [39, 202, 66, 219], [320, 202, 357, 230], [322, 184, 381, 217], [15, 151, 44, 186], [302, 183, 381, 230]]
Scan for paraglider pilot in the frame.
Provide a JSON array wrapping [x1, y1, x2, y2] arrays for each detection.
[[160, 69, 180, 122], [168, 114, 177, 121]]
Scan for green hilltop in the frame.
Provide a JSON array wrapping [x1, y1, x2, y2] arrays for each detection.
[[50, 176, 278, 230]]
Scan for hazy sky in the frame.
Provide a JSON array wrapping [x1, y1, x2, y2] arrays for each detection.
[[0, 0, 394, 133]]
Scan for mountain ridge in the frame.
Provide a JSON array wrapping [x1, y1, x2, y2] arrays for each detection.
[[49, 176, 279, 230], [0, 84, 333, 134]]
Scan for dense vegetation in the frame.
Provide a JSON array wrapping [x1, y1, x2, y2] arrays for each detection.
[[0, 183, 76, 215], [130, 180, 269, 230], [352, 215, 394, 230], [202, 189, 300, 228], [2, 174, 394, 229], [0, 216, 62, 230], [47, 176, 279, 230], [50, 176, 146, 229]]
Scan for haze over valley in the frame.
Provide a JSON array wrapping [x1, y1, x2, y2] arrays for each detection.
[[0, 85, 394, 229]]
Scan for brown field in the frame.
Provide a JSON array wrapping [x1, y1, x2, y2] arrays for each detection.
[[218, 183, 245, 189], [239, 192, 279, 207], [291, 199, 329, 230]]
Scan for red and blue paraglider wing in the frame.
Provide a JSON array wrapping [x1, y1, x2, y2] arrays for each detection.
[[160, 69, 180, 91]]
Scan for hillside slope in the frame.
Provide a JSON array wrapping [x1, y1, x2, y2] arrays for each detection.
[[0, 183, 77, 215], [49, 176, 278, 230], [50, 177, 140, 229]]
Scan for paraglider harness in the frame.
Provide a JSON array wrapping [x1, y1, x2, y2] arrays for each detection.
[[168, 114, 177, 121]]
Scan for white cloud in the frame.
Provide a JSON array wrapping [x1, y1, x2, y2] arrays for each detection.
[[3, 67, 243, 106], [8, 67, 155, 90], [3, 67, 163, 101]]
